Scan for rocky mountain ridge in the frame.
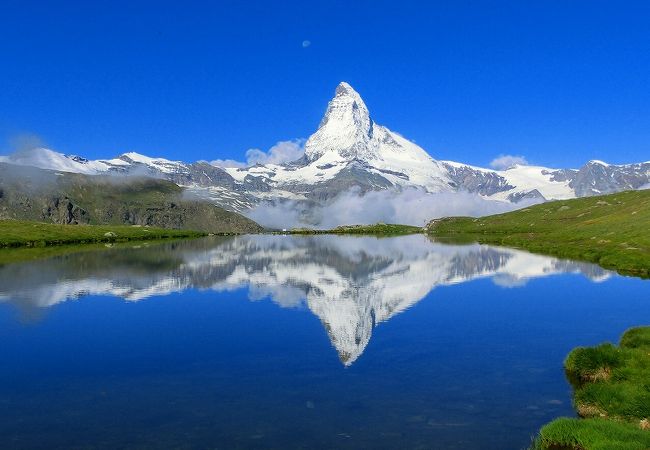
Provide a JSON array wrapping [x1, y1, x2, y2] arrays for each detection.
[[2, 82, 648, 214], [0, 163, 262, 233]]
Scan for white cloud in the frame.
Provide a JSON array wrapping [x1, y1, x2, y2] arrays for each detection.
[[1, 133, 47, 160], [8, 133, 46, 153], [491, 274, 530, 288], [490, 154, 528, 170], [209, 158, 247, 169], [246, 140, 305, 165], [246, 187, 542, 229], [211, 139, 305, 168]]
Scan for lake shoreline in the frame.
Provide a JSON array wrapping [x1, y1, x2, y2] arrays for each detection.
[[269, 223, 424, 236], [532, 326, 650, 450], [429, 233, 649, 278], [0, 220, 427, 250], [0, 219, 211, 249], [427, 190, 650, 279]]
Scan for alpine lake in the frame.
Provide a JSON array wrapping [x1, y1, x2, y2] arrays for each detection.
[[0, 234, 648, 449]]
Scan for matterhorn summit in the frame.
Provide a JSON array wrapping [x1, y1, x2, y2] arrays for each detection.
[[304, 82, 377, 163], [295, 81, 453, 193]]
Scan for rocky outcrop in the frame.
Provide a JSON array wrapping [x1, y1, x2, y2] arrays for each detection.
[[443, 163, 514, 196], [43, 197, 89, 224], [0, 163, 262, 233], [569, 161, 650, 197]]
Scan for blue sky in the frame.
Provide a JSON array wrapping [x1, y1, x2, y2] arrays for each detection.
[[1, 0, 649, 168]]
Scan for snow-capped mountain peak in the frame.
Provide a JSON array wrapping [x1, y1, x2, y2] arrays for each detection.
[[296, 82, 453, 192], [0, 147, 130, 174], [304, 81, 376, 163], [320, 81, 371, 130], [118, 152, 189, 174]]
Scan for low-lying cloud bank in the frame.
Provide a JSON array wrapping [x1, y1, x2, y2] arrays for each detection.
[[246, 188, 542, 229]]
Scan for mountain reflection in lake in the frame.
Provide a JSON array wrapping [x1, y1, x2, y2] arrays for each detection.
[[0, 235, 608, 365], [0, 235, 647, 449]]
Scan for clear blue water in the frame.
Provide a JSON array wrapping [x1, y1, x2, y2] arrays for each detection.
[[0, 235, 648, 449]]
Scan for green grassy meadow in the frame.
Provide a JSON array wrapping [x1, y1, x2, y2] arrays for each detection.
[[427, 189, 650, 277], [0, 219, 205, 248]]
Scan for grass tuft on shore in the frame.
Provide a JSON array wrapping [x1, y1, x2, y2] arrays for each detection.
[[533, 417, 650, 450], [427, 189, 650, 277], [532, 327, 650, 450]]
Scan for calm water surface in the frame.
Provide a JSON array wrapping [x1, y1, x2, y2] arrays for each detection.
[[0, 235, 648, 449]]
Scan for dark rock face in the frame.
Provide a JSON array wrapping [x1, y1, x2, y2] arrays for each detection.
[[294, 161, 394, 203], [43, 197, 89, 225], [165, 162, 239, 189], [442, 161, 649, 201], [0, 163, 263, 233], [507, 189, 546, 203], [547, 168, 578, 183], [569, 162, 650, 197], [242, 174, 272, 192], [65, 155, 89, 163], [443, 163, 514, 196]]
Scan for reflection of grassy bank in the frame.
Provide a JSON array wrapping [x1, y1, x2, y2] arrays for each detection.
[[276, 223, 423, 235], [0, 238, 217, 266], [0, 219, 206, 248], [532, 327, 650, 450], [0, 242, 130, 265], [427, 190, 650, 278]]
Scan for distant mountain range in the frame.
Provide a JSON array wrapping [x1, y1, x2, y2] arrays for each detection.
[[2, 82, 648, 214]]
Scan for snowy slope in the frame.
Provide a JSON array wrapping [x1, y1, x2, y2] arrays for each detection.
[[442, 160, 576, 201], [494, 164, 575, 200], [0, 148, 193, 176], [0, 148, 128, 174], [119, 152, 190, 174]]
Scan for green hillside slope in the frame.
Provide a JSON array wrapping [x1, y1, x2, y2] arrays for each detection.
[[426, 190, 650, 277], [0, 163, 262, 234]]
